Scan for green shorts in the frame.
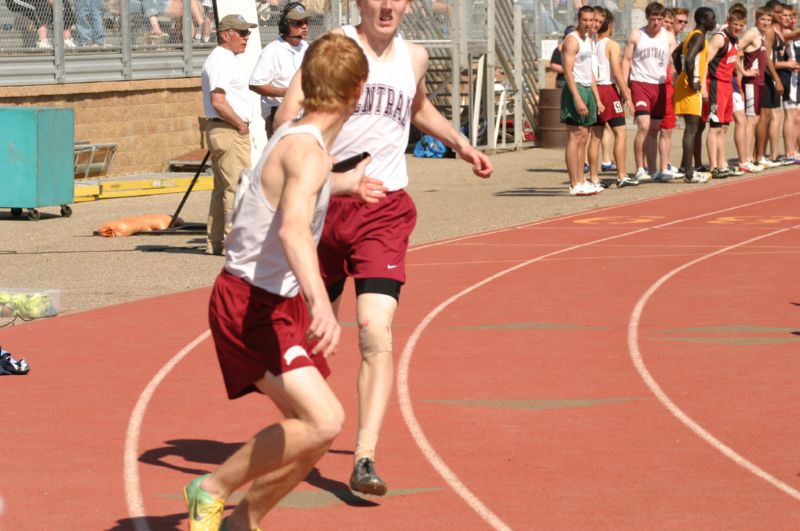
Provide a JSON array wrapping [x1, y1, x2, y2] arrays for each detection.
[[560, 85, 597, 126]]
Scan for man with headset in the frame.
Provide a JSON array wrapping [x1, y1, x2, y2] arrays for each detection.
[[249, 2, 310, 137]]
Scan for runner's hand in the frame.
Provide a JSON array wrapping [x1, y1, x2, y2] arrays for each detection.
[[358, 177, 388, 204], [576, 100, 588, 117], [307, 301, 341, 357], [457, 145, 493, 178]]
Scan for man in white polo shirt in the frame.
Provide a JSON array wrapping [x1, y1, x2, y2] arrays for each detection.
[[249, 2, 310, 137], [201, 13, 256, 256]]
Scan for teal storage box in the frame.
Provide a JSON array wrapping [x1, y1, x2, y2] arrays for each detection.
[[0, 107, 74, 218]]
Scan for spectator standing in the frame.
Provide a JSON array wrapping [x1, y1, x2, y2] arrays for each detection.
[[7, 0, 77, 48], [589, 8, 634, 187], [562, 6, 602, 196], [201, 14, 256, 256], [621, 1, 677, 182], [673, 6, 715, 183], [737, 6, 770, 172], [250, 2, 310, 137], [74, 0, 106, 46], [705, 8, 746, 178], [652, 8, 683, 181], [756, 1, 788, 167]]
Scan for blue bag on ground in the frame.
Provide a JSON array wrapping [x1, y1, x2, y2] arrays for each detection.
[[413, 134, 447, 158]]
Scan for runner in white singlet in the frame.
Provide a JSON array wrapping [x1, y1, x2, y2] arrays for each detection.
[[181, 34, 386, 531], [276, 0, 493, 496]]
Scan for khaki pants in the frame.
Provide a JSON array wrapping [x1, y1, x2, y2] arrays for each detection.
[[205, 121, 250, 254]]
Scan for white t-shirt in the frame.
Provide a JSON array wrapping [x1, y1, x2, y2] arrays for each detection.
[[224, 123, 330, 297], [330, 25, 417, 192], [201, 46, 253, 123], [249, 38, 309, 118]]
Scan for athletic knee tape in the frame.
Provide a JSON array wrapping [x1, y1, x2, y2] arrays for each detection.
[[358, 324, 392, 359]]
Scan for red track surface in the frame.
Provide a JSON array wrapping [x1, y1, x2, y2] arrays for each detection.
[[2, 170, 799, 530]]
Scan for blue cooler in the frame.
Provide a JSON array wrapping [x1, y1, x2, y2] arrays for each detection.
[[0, 106, 74, 220]]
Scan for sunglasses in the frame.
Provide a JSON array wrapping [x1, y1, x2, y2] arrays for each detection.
[[675, 19, 688, 24], [289, 20, 309, 27], [230, 29, 251, 37]]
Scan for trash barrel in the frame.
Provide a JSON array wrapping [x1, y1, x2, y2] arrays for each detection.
[[537, 88, 568, 149]]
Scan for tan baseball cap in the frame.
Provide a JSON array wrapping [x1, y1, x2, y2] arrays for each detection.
[[218, 14, 257, 32], [285, 4, 310, 21]]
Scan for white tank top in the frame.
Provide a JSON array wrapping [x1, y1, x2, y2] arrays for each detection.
[[331, 25, 417, 192], [595, 37, 613, 85], [224, 123, 330, 297], [567, 31, 594, 86], [630, 27, 670, 83]]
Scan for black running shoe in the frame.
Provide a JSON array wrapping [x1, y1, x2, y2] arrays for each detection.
[[0, 348, 30, 375], [349, 457, 387, 496]]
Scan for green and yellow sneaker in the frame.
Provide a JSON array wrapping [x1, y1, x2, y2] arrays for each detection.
[[183, 474, 224, 531]]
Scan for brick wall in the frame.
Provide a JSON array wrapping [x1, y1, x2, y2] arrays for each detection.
[[0, 78, 205, 176]]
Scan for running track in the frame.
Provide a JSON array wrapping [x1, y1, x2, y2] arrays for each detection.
[[2, 169, 799, 530]]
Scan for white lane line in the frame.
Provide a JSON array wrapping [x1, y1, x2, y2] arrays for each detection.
[[124, 330, 211, 531], [396, 193, 800, 527], [398, 229, 653, 531], [124, 189, 800, 527], [628, 225, 800, 501]]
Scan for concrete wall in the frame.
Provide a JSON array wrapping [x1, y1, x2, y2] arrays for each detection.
[[0, 78, 205, 176]]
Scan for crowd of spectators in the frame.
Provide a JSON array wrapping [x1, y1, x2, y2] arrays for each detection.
[[2, 0, 216, 48]]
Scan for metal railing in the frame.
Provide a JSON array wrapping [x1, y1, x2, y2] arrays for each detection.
[[1, 0, 546, 148]]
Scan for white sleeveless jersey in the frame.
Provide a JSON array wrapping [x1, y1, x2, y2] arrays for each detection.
[[224, 123, 331, 297], [331, 25, 416, 191], [630, 27, 670, 83], [789, 39, 800, 103], [568, 31, 594, 86], [595, 37, 614, 85]]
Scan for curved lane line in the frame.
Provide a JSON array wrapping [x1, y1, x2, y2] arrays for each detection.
[[398, 229, 654, 531], [396, 193, 800, 527], [628, 226, 800, 501], [124, 330, 211, 531], [125, 189, 799, 527]]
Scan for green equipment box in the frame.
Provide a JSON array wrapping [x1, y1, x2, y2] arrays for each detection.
[[0, 106, 74, 220]]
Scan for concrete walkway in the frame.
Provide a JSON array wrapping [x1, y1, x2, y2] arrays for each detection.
[[1, 140, 749, 316]]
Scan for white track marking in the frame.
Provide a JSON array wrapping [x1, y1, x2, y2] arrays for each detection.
[[124, 188, 799, 526], [124, 330, 211, 531], [396, 193, 800, 527], [628, 225, 800, 501]]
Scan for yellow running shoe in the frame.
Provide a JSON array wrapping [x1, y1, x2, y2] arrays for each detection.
[[183, 474, 224, 531]]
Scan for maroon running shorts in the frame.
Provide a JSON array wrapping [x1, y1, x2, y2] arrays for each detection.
[[596, 84, 625, 125], [318, 189, 417, 285], [208, 269, 331, 399], [630, 80, 667, 119], [660, 78, 677, 129]]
